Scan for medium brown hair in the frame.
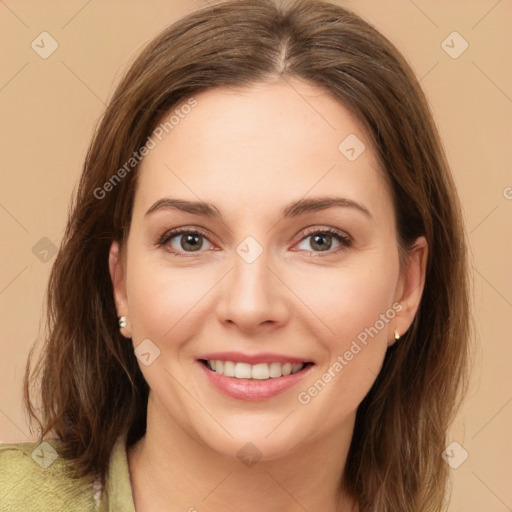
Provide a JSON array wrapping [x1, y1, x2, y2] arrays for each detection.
[[24, 1, 471, 510]]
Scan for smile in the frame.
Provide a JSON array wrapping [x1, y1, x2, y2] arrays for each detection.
[[201, 360, 309, 379], [196, 353, 315, 401]]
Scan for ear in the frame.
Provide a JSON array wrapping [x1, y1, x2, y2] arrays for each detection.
[[390, 236, 428, 347], [109, 240, 132, 338]]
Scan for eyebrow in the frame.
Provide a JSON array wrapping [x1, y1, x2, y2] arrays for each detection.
[[145, 196, 372, 220]]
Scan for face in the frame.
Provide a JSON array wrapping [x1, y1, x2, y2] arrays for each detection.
[[110, 78, 426, 461]]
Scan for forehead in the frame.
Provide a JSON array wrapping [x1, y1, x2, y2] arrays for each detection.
[[133, 78, 392, 223]]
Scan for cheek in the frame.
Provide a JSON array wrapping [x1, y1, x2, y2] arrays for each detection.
[[292, 254, 399, 344], [125, 253, 214, 344], [293, 257, 399, 424]]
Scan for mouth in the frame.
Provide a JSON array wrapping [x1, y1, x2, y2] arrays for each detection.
[[199, 359, 314, 379], [196, 355, 315, 401]]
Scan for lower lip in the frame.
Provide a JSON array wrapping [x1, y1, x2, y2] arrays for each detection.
[[197, 361, 314, 401]]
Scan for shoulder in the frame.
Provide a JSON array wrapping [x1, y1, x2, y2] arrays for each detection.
[[0, 438, 100, 512]]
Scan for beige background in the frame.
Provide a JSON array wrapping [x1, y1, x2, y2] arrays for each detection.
[[1, 1, 511, 510]]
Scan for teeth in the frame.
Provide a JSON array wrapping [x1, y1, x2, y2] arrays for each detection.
[[206, 360, 305, 379], [223, 360, 235, 377], [269, 362, 282, 378], [291, 363, 303, 373], [234, 362, 252, 379], [251, 363, 269, 380], [281, 363, 292, 376]]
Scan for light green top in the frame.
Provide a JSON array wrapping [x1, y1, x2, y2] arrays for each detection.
[[0, 433, 136, 511]]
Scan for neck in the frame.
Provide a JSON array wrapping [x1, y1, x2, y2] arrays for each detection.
[[128, 394, 359, 512]]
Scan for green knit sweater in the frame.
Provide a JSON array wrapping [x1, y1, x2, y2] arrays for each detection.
[[0, 433, 136, 511]]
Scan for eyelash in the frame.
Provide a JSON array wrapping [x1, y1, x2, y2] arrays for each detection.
[[157, 226, 353, 258]]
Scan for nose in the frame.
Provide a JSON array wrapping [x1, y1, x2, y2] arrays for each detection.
[[215, 248, 290, 334]]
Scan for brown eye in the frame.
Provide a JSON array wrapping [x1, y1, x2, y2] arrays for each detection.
[[294, 228, 352, 254], [174, 233, 205, 252], [158, 228, 214, 255], [309, 233, 334, 251]]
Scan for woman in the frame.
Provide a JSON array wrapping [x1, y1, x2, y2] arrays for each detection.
[[0, 0, 471, 510]]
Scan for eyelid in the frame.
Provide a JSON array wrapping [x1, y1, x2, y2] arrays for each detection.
[[156, 226, 218, 251], [157, 225, 353, 256], [291, 225, 353, 245], [290, 226, 353, 255]]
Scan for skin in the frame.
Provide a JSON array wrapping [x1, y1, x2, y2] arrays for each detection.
[[109, 77, 427, 512]]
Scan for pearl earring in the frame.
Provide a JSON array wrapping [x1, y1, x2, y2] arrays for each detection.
[[393, 329, 400, 341], [118, 316, 127, 329]]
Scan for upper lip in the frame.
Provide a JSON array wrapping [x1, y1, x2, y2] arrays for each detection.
[[197, 352, 313, 365]]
